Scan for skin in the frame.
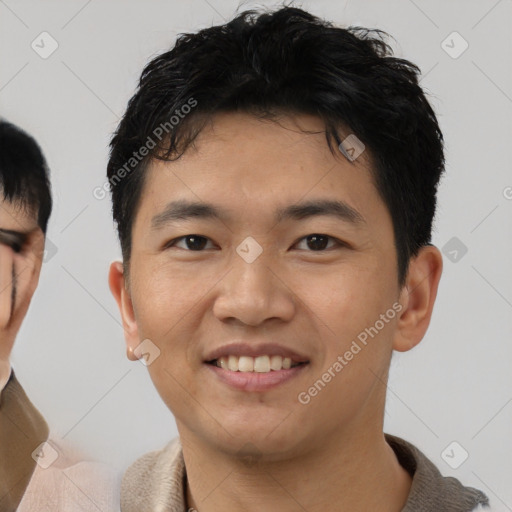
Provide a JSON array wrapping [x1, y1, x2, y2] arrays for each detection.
[[0, 199, 44, 384], [109, 111, 443, 511]]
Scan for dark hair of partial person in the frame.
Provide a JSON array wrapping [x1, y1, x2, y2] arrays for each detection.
[[107, 3, 445, 288], [0, 119, 53, 234]]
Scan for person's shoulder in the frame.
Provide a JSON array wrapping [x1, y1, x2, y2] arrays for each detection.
[[18, 434, 121, 512], [385, 433, 491, 512], [121, 437, 186, 512], [123, 436, 182, 476]]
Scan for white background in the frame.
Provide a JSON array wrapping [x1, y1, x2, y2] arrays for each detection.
[[1, 0, 511, 509]]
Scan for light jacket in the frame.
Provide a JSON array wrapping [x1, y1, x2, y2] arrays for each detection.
[[120, 434, 490, 512]]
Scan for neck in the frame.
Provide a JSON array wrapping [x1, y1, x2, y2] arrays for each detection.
[[181, 426, 412, 512]]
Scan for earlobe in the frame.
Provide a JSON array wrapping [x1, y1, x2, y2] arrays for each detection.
[[108, 260, 140, 361], [392, 245, 443, 353]]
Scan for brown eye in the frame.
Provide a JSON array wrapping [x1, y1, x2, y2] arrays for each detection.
[[183, 235, 208, 250], [294, 234, 344, 251], [306, 234, 329, 250], [165, 235, 213, 251]]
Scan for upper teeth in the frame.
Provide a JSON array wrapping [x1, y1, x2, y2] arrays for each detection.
[[216, 355, 296, 372]]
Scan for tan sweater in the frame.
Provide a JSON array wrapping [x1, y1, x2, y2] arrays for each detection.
[[0, 370, 49, 512], [1, 372, 491, 511], [121, 435, 491, 512]]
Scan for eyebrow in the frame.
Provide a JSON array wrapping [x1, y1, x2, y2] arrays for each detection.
[[150, 198, 366, 231], [0, 228, 28, 252]]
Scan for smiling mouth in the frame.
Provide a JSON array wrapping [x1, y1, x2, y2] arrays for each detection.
[[206, 355, 309, 373]]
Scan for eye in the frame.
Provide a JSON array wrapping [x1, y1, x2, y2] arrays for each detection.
[[163, 233, 346, 252], [293, 234, 346, 251], [164, 235, 215, 251]]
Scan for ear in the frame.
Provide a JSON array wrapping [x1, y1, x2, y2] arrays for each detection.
[[108, 260, 139, 361], [393, 245, 443, 352]]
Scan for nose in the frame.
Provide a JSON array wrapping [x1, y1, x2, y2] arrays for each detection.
[[212, 250, 296, 327]]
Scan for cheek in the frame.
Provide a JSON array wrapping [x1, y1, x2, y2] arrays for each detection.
[[300, 258, 389, 330], [129, 260, 212, 384], [130, 259, 195, 337], [301, 260, 395, 374]]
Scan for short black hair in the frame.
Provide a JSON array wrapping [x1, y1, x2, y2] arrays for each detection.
[[0, 119, 53, 234], [107, 4, 445, 287]]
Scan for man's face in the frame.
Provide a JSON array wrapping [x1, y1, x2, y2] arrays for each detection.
[[0, 197, 42, 360], [120, 112, 404, 458]]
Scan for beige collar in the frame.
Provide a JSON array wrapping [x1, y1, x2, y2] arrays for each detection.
[[121, 434, 489, 512]]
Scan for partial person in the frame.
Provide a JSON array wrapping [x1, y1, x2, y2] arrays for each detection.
[[0, 120, 119, 512], [0, 119, 51, 511]]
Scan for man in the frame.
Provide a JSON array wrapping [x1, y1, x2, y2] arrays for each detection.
[[0, 119, 51, 510], [0, 121, 121, 511], [107, 5, 490, 511]]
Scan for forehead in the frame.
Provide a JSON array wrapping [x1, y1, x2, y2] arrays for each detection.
[[135, 112, 388, 232], [0, 197, 37, 232]]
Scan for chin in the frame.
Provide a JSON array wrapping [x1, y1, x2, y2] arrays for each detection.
[[216, 431, 303, 462]]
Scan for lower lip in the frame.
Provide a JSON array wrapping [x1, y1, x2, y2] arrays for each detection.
[[205, 363, 308, 392]]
